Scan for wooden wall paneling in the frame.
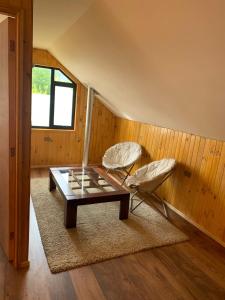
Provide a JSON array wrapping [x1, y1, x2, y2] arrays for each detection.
[[187, 137, 207, 221], [138, 123, 151, 166], [140, 123, 150, 163], [219, 165, 225, 241], [167, 130, 179, 199], [89, 98, 116, 164], [77, 84, 86, 163], [182, 135, 200, 217], [114, 117, 225, 246], [90, 99, 101, 163], [161, 129, 175, 200], [200, 140, 223, 230], [162, 129, 173, 199], [160, 129, 174, 200], [154, 127, 168, 197], [31, 49, 115, 167], [89, 99, 99, 163], [209, 141, 225, 234], [213, 143, 225, 237], [194, 140, 212, 223], [170, 131, 183, 205], [201, 140, 217, 228], [202, 140, 221, 227], [151, 126, 160, 160], [176, 133, 192, 212], [170, 133, 187, 210]]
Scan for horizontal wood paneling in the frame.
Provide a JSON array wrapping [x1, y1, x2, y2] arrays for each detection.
[[114, 117, 225, 246], [31, 49, 116, 166]]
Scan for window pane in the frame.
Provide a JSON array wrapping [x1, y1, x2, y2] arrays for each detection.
[[54, 70, 72, 83], [32, 67, 51, 127], [32, 94, 50, 127], [53, 86, 74, 127]]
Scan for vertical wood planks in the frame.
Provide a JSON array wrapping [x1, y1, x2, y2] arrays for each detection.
[[114, 117, 225, 246], [31, 49, 116, 167]]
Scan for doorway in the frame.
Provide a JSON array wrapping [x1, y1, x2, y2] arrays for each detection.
[[0, 2, 32, 268], [0, 14, 17, 262]]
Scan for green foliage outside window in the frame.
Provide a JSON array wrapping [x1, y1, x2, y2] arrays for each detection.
[[54, 69, 72, 83], [32, 67, 51, 95]]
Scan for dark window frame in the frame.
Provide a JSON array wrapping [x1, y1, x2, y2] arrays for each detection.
[[32, 65, 77, 130]]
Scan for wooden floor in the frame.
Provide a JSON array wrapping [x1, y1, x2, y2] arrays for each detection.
[[1, 168, 225, 299]]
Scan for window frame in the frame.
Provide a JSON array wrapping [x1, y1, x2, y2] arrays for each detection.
[[32, 65, 77, 130]]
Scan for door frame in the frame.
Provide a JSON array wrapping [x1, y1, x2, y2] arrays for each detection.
[[0, 4, 32, 268]]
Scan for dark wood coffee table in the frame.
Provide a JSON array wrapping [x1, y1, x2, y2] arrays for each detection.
[[49, 166, 130, 228]]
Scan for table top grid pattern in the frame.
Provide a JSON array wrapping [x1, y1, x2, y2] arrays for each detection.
[[60, 169, 116, 196]]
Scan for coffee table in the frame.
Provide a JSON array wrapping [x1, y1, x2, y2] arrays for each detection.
[[49, 166, 130, 228]]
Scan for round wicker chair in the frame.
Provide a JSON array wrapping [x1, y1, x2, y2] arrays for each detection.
[[126, 158, 176, 217], [102, 142, 142, 184]]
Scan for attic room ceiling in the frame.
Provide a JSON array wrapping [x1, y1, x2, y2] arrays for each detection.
[[33, 0, 93, 48], [33, 0, 225, 141]]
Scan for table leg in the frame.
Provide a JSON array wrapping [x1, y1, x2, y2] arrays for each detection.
[[119, 197, 129, 220], [64, 200, 77, 228], [49, 172, 56, 191]]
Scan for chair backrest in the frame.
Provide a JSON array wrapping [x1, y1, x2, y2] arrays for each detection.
[[102, 142, 142, 169], [126, 158, 176, 192]]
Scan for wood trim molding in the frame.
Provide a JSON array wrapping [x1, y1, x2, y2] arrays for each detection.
[[163, 200, 225, 248], [0, 0, 32, 268]]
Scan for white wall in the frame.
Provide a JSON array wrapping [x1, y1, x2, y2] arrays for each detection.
[[34, 0, 225, 140]]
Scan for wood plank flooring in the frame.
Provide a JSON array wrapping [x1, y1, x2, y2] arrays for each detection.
[[0, 168, 225, 299]]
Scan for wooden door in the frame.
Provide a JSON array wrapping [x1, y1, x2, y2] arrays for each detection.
[[0, 16, 17, 261]]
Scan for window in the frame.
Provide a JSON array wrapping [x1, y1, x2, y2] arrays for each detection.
[[31, 66, 76, 129]]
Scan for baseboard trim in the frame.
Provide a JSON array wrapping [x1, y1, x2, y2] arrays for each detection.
[[163, 200, 225, 248]]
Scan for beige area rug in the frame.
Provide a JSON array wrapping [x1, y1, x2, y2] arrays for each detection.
[[31, 178, 188, 273]]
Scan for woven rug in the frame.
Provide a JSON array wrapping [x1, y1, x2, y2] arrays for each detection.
[[31, 178, 188, 273]]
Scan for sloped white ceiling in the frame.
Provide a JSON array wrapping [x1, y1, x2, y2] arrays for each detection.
[[33, 0, 225, 140], [33, 0, 93, 48]]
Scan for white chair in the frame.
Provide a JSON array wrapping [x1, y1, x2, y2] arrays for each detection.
[[102, 142, 142, 184], [126, 158, 176, 217]]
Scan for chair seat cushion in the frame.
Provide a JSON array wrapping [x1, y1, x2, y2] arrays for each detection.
[[102, 142, 142, 170], [126, 158, 176, 187]]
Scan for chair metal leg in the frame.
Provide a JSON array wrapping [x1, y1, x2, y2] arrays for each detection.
[[130, 199, 144, 213], [130, 191, 143, 212], [130, 191, 135, 211], [129, 190, 168, 218], [121, 163, 135, 186], [128, 171, 174, 218], [152, 192, 168, 218], [162, 203, 168, 218]]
